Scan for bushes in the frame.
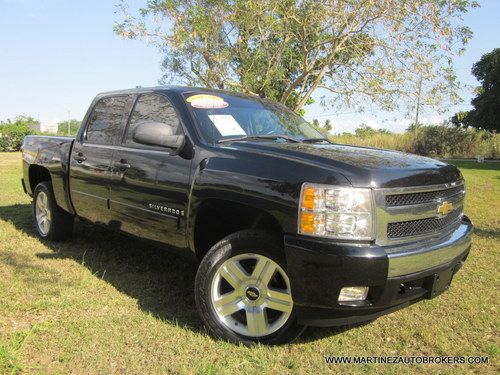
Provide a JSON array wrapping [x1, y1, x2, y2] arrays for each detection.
[[410, 126, 499, 158], [332, 125, 499, 159], [0, 124, 37, 151], [332, 132, 416, 153], [0, 116, 39, 151]]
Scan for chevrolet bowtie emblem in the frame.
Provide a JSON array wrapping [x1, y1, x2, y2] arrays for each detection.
[[437, 201, 453, 216]]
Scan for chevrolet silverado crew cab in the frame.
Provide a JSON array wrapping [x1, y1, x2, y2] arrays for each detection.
[[21, 87, 473, 345]]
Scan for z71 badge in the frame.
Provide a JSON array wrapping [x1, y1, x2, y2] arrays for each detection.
[[148, 203, 185, 217]]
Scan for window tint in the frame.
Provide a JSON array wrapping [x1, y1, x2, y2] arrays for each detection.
[[86, 96, 127, 145], [125, 94, 181, 145]]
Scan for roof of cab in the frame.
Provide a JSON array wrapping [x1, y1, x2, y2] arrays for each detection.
[[96, 85, 260, 100], [97, 85, 247, 96]]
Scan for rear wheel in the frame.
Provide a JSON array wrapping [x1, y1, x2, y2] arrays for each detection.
[[33, 182, 74, 241], [195, 230, 305, 345]]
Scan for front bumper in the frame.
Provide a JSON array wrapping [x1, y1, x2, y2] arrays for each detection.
[[284, 217, 473, 327]]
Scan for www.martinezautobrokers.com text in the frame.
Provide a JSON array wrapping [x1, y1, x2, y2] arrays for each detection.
[[324, 356, 489, 365]]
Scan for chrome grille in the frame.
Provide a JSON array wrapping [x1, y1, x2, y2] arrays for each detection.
[[387, 209, 462, 238], [386, 185, 464, 207], [373, 181, 465, 245]]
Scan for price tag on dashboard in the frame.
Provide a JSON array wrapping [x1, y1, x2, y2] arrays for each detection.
[[208, 115, 247, 136]]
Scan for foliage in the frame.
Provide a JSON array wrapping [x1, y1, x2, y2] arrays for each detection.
[[333, 125, 499, 159], [1, 115, 38, 127], [455, 48, 500, 132], [57, 120, 81, 136], [311, 119, 333, 134], [323, 119, 332, 133], [406, 123, 421, 132], [451, 111, 470, 128], [354, 124, 391, 138], [115, 0, 476, 113], [0, 116, 39, 151]]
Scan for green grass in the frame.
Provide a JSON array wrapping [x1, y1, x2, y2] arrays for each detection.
[[0, 152, 498, 374]]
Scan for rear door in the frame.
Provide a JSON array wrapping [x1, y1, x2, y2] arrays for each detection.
[[108, 92, 192, 249], [69, 95, 129, 224]]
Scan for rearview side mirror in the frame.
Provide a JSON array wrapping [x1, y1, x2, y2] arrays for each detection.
[[132, 121, 185, 155]]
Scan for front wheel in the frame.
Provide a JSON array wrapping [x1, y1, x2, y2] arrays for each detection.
[[195, 230, 305, 345]]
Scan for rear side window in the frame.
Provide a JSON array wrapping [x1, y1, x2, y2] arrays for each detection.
[[125, 94, 181, 145], [85, 96, 127, 145]]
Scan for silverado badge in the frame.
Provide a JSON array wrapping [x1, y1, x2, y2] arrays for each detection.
[[148, 203, 185, 217], [437, 201, 453, 216]]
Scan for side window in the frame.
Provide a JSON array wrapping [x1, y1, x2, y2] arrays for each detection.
[[125, 94, 181, 145], [86, 96, 127, 145]]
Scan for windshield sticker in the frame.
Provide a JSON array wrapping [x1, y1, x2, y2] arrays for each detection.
[[186, 94, 229, 109], [208, 115, 246, 136]]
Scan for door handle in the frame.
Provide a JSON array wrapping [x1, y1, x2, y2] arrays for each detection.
[[73, 152, 86, 163], [114, 159, 131, 171]]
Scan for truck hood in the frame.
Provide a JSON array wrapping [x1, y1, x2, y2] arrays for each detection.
[[224, 142, 462, 188]]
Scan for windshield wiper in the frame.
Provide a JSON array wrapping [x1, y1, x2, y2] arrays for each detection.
[[301, 137, 333, 144], [217, 134, 299, 144]]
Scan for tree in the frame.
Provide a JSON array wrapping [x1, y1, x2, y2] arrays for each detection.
[[310, 118, 323, 133], [353, 124, 392, 137], [0, 115, 39, 128], [355, 124, 377, 138], [451, 111, 470, 128], [115, 0, 476, 113], [0, 115, 39, 151], [377, 128, 392, 135], [406, 123, 422, 132], [57, 120, 81, 136], [457, 49, 500, 132], [323, 119, 332, 133]]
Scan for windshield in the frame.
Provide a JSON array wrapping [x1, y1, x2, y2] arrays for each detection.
[[183, 92, 324, 144]]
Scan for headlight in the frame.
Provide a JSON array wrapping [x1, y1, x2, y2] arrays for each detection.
[[298, 183, 374, 240]]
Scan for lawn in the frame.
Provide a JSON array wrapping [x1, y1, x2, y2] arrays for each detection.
[[0, 152, 498, 374]]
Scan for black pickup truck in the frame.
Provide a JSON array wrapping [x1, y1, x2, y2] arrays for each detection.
[[21, 87, 472, 345]]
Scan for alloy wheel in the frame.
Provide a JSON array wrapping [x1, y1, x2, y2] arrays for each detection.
[[35, 191, 52, 235], [210, 253, 293, 337]]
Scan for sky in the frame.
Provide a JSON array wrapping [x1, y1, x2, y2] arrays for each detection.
[[0, 0, 498, 133]]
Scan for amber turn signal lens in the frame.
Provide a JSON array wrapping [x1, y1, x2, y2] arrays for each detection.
[[302, 186, 316, 210], [300, 212, 316, 234]]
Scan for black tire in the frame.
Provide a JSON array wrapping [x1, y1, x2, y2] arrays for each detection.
[[195, 229, 306, 345], [32, 181, 74, 241]]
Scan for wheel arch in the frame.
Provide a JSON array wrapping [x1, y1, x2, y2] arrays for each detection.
[[27, 163, 74, 215], [191, 198, 285, 261], [28, 164, 52, 192]]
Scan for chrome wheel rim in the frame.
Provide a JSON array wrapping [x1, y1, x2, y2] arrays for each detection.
[[210, 253, 293, 338], [35, 191, 51, 235]]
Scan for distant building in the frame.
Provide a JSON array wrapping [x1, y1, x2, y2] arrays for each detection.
[[40, 123, 58, 133], [28, 123, 58, 134], [27, 123, 40, 132]]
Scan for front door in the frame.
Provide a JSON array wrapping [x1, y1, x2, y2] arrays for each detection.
[[69, 95, 129, 224], [108, 93, 192, 248]]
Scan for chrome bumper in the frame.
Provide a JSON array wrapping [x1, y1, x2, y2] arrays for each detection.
[[386, 218, 473, 277]]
